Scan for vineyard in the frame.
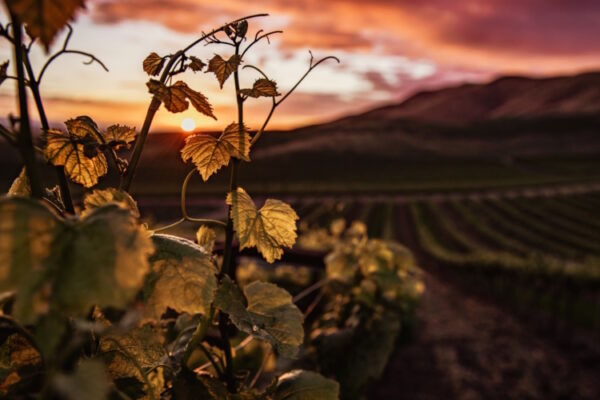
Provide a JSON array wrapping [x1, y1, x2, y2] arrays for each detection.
[[294, 190, 600, 329], [1, 1, 600, 399]]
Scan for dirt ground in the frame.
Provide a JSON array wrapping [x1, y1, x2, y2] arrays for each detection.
[[368, 205, 600, 400]]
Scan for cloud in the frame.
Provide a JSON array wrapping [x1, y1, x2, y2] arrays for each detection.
[[89, 0, 600, 73]]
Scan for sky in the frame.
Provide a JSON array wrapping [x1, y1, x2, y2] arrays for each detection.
[[1, 0, 600, 131]]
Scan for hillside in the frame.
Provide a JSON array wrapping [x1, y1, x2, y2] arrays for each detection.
[[252, 71, 600, 160], [1, 71, 600, 195]]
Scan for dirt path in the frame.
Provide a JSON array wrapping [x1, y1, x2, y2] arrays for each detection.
[[368, 205, 600, 400]]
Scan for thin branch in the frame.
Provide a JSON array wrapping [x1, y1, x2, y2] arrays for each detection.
[[3, 75, 29, 84], [249, 347, 272, 388], [293, 278, 328, 303], [152, 217, 186, 233], [181, 14, 268, 54], [241, 30, 283, 58], [11, 14, 43, 198], [37, 26, 108, 83], [277, 54, 340, 106], [246, 54, 340, 146], [23, 48, 75, 213], [197, 343, 225, 379], [180, 169, 227, 227]]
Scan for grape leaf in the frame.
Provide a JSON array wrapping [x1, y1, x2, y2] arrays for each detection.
[[44, 116, 108, 188], [147, 79, 216, 119], [0, 61, 8, 86], [196, 226, 216, 254], [5, 0, 85, 51], [188, 56, 206, 72], [142, 52, 164, 76], [0, 333, 42, 396], [206, 54, 241, 89], [274, 370, 339, 400], [103, 124, 137, 149], [99, 325, 166, 399], [53, 360, 109, 400], [215, 277, 304, 358], [0, 197, 153, 323], [83, 188, 139, 218], [141, 234, 218, 323], [8, 168, 31, 197], [241, 79, 280, 98], [181, 123, 250, 181], [226, 188, 298, 263]]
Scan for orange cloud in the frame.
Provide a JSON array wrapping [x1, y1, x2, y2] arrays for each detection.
[[90, 0, 600, 73]]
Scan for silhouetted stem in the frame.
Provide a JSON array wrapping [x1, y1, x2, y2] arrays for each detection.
[[23, 52, 75, 213], [216, 40, 247, 395], [247, 55, 339, 146], [11, 15, 42, 198]]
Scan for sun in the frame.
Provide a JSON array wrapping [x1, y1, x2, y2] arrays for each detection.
[[181, 117, 196, 132]]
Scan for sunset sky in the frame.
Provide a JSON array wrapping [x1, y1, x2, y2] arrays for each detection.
[[1, 0, 600, 131]]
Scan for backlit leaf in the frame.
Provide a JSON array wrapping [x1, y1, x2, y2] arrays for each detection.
[[142, 52, 164, 76], [5, 0, 85, 51], [215, 277, 304, 358], [8, 168, 30, 197], [274, 370, 339, 400], [196, 225, 216, 254], [226, 188, 298, 263], [188, 56, 206, 72], [206, 54, 241, 89], [181, 123, 250, 181], [141, 234, 218, 323], [0, 61, 8, 86], [241, 79, 280, 98], [0, 197, 153, 323], [83, 188, 139, 218], [0, 333, 42, 396], [100, 325, 166, 399], [147, 79, 216, 119], [44, 116, 107, 188], [103, 124, 137, 149]]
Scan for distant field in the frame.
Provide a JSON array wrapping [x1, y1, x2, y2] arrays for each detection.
[[293, 190, 600, 331]]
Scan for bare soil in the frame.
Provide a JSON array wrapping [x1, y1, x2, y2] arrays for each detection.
[[368, 205, 600, 400]]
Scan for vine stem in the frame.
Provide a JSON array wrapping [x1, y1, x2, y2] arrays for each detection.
[[196, 278, 329, 372], [22, 50, 75, 213], [246, 54, 340, 146], [216, 39, 244, 394], [11, 14, 42, 198], [151, 169, 227, 232], [120, 13, 268, 192]]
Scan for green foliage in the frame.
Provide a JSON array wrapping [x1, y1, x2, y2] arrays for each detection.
[[83, 188, 139, 217], [0, 10, 375, 399], [142, 234, 218, 322], [227, 188, 299, 263], [297, 220, 423, 398], [0, 197, 153, 322], [44, 116, 137, 187], [181, 123, 251, 181], [216, 277, 304, 358]]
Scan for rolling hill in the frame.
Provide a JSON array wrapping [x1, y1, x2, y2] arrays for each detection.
[[1, 71, 600, 195]]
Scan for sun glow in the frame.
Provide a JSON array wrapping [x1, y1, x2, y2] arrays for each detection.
[[181, 117, 196, 132]]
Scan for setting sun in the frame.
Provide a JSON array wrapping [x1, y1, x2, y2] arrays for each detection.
[[181, 117, 196, 132]]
